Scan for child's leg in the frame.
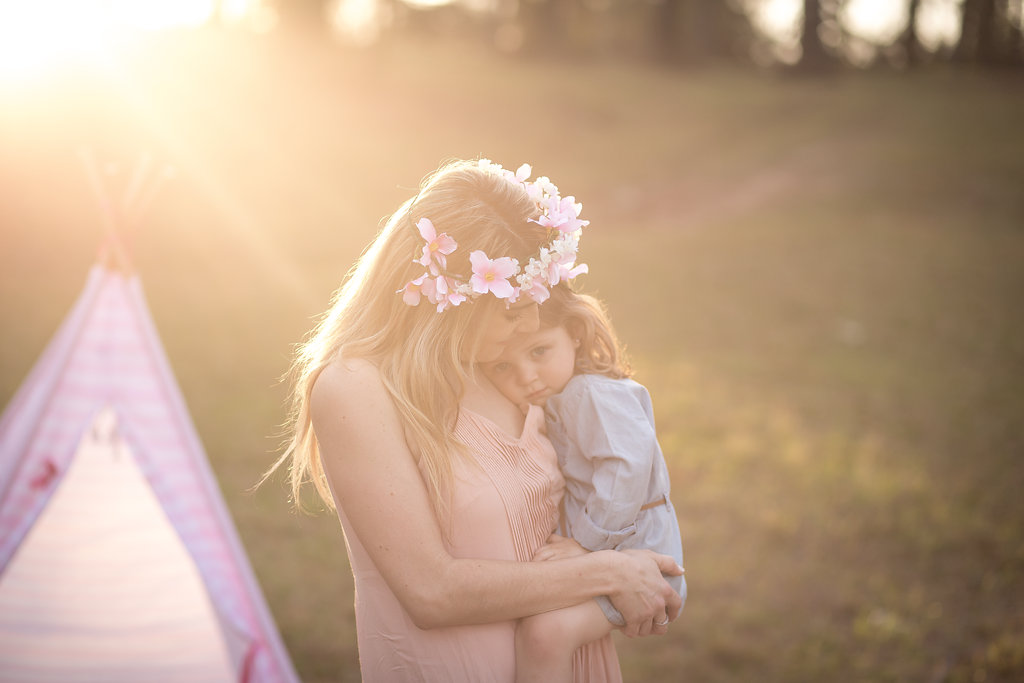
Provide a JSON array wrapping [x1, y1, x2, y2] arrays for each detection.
[[515, 599, 613, 683]]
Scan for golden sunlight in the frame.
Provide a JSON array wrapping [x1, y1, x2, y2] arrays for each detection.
[[0, 3, 108, 80], [328, 0, 387, 47], [751, 0, 963, 50], [0, 0, 244, 82]]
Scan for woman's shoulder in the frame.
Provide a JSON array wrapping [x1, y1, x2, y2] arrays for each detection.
[[310, 357, 389, 422]]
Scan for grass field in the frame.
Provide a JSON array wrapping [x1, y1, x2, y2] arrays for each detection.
[[1, 32, 1023, 682]]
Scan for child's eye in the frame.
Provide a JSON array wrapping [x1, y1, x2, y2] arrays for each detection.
[[490, 362, 511, 373], [530, 346, 549, 358]]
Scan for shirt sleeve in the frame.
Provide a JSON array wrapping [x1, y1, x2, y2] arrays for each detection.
[[563, 379, 658, 551]]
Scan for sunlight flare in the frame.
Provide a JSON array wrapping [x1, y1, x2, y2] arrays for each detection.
[[0, 0, 253, 81], [748, 0, 963, 53]]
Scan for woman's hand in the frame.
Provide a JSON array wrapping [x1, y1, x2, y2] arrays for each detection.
[[532, 533, 588, 562], [604, 549, 684, 638]]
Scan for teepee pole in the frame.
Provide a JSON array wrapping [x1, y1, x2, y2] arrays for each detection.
[[124, 162, 172, 232], [120, 153, 153, 219], [80, 148, 135, 274]]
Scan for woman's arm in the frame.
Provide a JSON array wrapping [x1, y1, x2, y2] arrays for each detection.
[[311, 358, 682, 636]]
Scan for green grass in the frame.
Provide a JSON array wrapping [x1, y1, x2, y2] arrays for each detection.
[[1, 33, 1022, 682]]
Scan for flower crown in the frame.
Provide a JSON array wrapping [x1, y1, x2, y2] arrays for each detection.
[[399, 159, 589, 313]]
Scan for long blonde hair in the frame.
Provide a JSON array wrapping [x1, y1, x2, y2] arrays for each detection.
[[266, 159, 548, 521]]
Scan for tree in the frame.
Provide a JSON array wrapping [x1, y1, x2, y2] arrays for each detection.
[[798, 0, 833, 70], [653, 0, 684, 63], [977, 0, 1001, 63], [903, 0, 922, 65], [518, 0, 574, 57], [1008, 1, 1024, 63], [653, 0, 751, 65], [955, 0, 1024, 65]]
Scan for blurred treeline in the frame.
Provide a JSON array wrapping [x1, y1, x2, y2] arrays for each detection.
[[265, 0, 1024, 70]]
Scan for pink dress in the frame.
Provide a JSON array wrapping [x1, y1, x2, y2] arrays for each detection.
[[334, 404, 622, 683]]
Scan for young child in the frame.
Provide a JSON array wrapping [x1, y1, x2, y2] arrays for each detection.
[[481, 286, 686, 683]]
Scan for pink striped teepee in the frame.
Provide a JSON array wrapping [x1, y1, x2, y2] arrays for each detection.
[[0, 160, 299, 682]]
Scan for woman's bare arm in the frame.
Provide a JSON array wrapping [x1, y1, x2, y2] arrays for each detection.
[[311, 358, 682, 635]]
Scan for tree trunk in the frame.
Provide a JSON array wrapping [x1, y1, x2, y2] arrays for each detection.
[[1007, 0, 1024, 64], [954, 0, 981, 61], [800, 0, 830, 70], [654, 0, 683, 64], [977, 0, 1000, 63], [904, 0, 922, 65]]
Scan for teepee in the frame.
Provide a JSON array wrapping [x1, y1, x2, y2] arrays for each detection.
[[0, 157, 300, 682]]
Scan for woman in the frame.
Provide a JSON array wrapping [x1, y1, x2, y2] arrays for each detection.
[[268, 159, 682, 682]]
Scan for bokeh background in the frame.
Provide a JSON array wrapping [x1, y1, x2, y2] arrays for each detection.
[[1, 1, 1023, 681]]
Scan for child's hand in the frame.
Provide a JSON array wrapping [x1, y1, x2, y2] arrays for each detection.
[[532, 533, 588, 562]]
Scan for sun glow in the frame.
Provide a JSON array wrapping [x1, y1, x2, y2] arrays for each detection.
[[748, 0, 963, 62], [0, 4, 109, 80], [0, 0, 243, 82]]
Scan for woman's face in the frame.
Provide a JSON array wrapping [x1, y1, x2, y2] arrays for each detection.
[[473, 299, 541, 363]]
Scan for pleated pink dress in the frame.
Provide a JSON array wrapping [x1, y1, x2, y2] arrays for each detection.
[[334, 404, 622, 683]]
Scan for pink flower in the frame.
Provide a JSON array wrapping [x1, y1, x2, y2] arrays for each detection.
[[423, 275, 468, 312], [534, 176, 558, 197], [521, 280, 550, 304], [438, 277, 467, 311], [497, 163, 531, 185], [545, 261, 565, 286], [444, 291, 467, 310], [400, 274, 428, 306], [427, 274, 446, 303], [416, 218, 457, 269], [566, 262, 589, 280], [526, 177, 558, 203], [419, 275, 438, 303], [537, 195, 588, 233], [469, 250, 517, 299], [546, 253, 588, 286]]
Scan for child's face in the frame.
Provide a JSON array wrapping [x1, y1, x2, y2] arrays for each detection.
[[481, 325, 579, 407]]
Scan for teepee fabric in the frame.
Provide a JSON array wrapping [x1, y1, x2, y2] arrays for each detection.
[[0, 265, 299, 683]]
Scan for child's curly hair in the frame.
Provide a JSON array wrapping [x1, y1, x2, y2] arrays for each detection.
[[540, 285, 631, 380]]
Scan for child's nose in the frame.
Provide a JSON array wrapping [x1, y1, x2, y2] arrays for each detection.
[[515, 365, 536, 385]]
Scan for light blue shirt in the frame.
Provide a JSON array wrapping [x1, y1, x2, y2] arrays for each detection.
[[545, 373, 686, 626]]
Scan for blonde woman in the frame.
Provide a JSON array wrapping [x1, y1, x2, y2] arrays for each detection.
[[268, 159, 682, 682]]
